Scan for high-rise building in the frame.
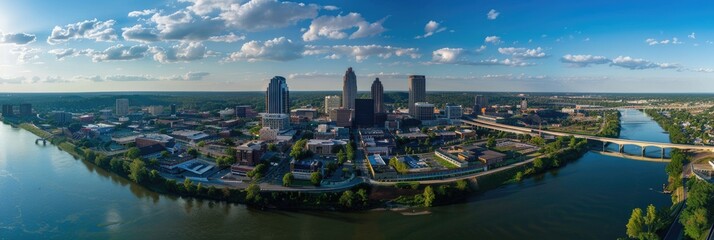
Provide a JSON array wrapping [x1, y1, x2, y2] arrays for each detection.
[[261, 113, 290, 130], [408, 75, 426, 115], [19, 104, 32, 116], [371, 78, 384, 114], [342, 67, 357, 109], [235, 105, 251, 118], [520, 98, 528, 112], [52, 111, 73, 125], [354, 99, 375, 128], [445, 103, 463, 119], [414, 102, 435, 121], [265, 76, 290, 114], [324, 95, 341, 114], [116, 99, 129, 116], [331, 108, 353, 128], [474, 95, 488, 115], [2, 104, 14, 117], [147, 105, 164, 116], [170, 104, 177, 115]]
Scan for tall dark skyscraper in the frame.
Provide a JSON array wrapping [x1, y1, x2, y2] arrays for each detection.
[[342, 67, 357, 110], [408, 75, 426, 115], [354, 99, 374, 128], [474, 95, 488, 115], [370, 78, 384, 114], [265, 76, 290, 114]]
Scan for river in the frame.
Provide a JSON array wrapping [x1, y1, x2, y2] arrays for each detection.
[[0, 109, 671, 239]]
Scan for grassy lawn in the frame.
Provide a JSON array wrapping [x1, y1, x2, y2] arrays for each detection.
[[58, 142, 85, 158], [290, 179, 315, 187], [19, 123, 53, 139], [432, 154, 459, 169]]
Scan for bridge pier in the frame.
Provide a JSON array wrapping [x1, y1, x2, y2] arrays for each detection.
[[661, 148, 665, 159], [618, 144, 624, 153], [602, 142, 607, 152], [641, 146, 646, 157]]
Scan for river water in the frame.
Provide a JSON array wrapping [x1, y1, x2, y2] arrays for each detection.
[[0, 109, 670, 239]]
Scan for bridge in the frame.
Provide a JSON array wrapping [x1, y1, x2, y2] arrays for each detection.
[[579, 104, 714, 111], [35, 138, 48, 145], [461, 117, 714, 156]]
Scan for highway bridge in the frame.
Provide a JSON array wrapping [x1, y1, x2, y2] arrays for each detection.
[[462, 118, 714, 156]]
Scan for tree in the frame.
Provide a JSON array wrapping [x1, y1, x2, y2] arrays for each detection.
[[196, 183, 203, 194], [184, 178, 194, 193], [197, 141, 206, 147], [128, 159, 147, 183], [455, 180, 468, 191], [310, 172, 322, 186], [356, 188, 369, 206], [282, 173, 294, 187], [626, 208, 645, 239], [339, 190, 355, 208], [267, 143, 278, 152], [125, 147, 141, 159], [161, 151, 170, 158], [290, 139, 309, 160], [644, 204, 662, 233], [346, 142, 355, 161], [533, 158, 544, 171], [68, 122, 82, 132], [245, 184, 262, 203], [337, 149, 347, 165], [423, 186, 436, 207], [187, 148, 199, 157], [486, 136, 496, 148], [225, 147, 237, 158]]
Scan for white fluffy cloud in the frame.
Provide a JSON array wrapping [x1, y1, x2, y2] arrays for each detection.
[[645, 37, 682, 45], [487, 9, 500, 20], [151, 42, 209, 63], [121, 25, 160, 43], [47, 19, 118, 44], [10, 47, 41, 64], [485, 36, 501, 44], [302, 13, 386, 41], [128, 9, 158, 17], [0, 32, 36, 45], [219, 0, 319, 31], [48, 48, 92, 60], [688, 32, 696, 39], [610, 56, 679, 70], [432, 48, 465, 63], [74, 72, 210, 82], [560, 54, 610, 67], [226, 37, 304, 62], [498, 47, 546, 59], [90, 44, 150, 62], [415, 20, 446, 39], [149, 10, 226, 41], [208, 32, 245, 42], [304, 44, 420, 62]]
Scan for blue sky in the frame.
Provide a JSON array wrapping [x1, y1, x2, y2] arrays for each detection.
[[2, 0, 714, 92]]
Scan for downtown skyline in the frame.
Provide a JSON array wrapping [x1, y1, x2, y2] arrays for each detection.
[[3, 0, 714, 92]]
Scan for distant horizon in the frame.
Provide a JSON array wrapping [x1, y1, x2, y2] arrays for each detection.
[[3, 90, 714, 95]]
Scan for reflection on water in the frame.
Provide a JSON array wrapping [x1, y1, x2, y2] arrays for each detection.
[[0, 109, 671, 239]]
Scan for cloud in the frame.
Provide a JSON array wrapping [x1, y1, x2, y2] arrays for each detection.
[[560, 54, 610, 67], [415, 20, 447, 39], [487, 9, 500, 20], [180, 71, 210, 81], [466, 58, 534, 67], [149, 10, 226, 41], [73, 72, 210, 82], [302, 13, 386, 41], [218, 0, 319, 31], [688, 32, 696, 39], [151, 42, 209, 63], [225, 37, 304, 62], [645, 37, 682, 45], [105, 75, 158, 82], [304, 44, 420, 62], [128, 9, 158, 17], [485, 36, 501, 44], [0, 32, 36, 45], [48, 48, 93, 60], [90, 44, 149, 62], [0, 76, 27, 84], [47, 19, 118, 44], [121, 25, 160, 43], [208, 32, 244, 42], [432, 48, 467, 63], [498, 47, 547, 59], [610, 56, 679, 70], [10, 47, 41, 64], [323, 5, 339, 11]]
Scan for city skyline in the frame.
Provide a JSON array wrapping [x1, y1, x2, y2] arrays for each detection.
[[4, 0, 714, 93]]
